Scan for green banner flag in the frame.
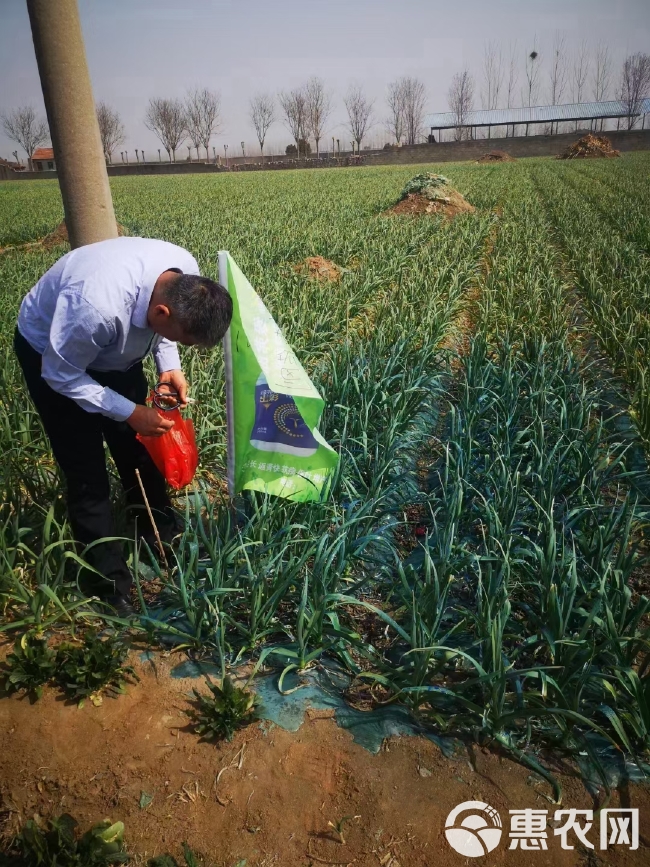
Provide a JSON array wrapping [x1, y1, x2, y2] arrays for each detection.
[[219, 251, 339, 501]]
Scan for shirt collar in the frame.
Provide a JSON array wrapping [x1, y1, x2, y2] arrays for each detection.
[[131, 267, 182, 329]]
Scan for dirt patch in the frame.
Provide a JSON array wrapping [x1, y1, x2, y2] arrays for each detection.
[[557, 134, 620, 159], [293, 256, 342, 282], [439, 211, 501, 360], [0, 644, 648, 866], [0, 221, 129, 256], [476, 150, 516, 163], [387, 191, 475, 219], [42, 220, 129, 247]]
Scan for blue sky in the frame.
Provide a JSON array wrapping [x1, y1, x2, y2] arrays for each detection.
[[1, 0, 649, 159]]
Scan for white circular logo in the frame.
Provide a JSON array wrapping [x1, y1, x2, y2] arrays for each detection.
[[445, 801, 502, 857]]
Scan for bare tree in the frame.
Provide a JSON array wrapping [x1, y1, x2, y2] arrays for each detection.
[[592, 42, 611, 131], [96, 101, 125, 163], [592, 42, 611, 101], [523, 47, 541, 107], [482, 42, 504, 110], [305, 77, 332, 158], [548, 33, 568, 105], [448, 70, 474, 141], [249, 93, 275, 159], [1, 105, 49, 169], [506, 41, 519, 109], [385, 76, 427, 146], [571, 41, 589, 103], [620, 52, 650, 129], [344, 84, 374, 151], [385, 78, 406, 144], [278, 87, 309, 152], [401, 77, 427, 145], [144, 98, 186, 161], [504, 42, 519, 137], [185, 88, 222, 160]]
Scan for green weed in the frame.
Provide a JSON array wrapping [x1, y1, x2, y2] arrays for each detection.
[[1, 631, 57, 699], [55, 629, 139, 705], [3, 814, 127, 866], [189, 676, 258, 742]]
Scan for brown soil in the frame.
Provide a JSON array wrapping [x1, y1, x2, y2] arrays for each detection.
[[0, 221, 128, 256], [387, 192, 475, 220], [476, 151, 516, 163], [557, 134, 620, 159], [1, 646, 648, 866], [293, 256, 342, 282]]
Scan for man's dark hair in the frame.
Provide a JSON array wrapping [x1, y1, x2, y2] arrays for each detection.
[[165, 274, 233, 346]]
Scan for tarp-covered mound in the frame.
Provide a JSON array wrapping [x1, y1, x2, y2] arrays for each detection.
[[388, 173, 475, 218], [557, 134, 620, 159], [476, 150, 516, 163]]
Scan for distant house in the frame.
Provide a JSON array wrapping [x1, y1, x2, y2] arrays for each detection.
[[32, 147, 55, 171]]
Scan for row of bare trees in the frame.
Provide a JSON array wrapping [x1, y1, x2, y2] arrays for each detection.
[[2, 101, 130, 166], [252, 80, 373, 158], [386, 77, 427, 145], [138, 79, 397, 163], [249, 76, 429, 159], [255, 78, 375, 158], [478, 40, 649, 117], [449, 46, 650, 140], [4, 89, 222, 165], [480, 39, 615, 111], [144, 89, 222, 161], [3, 51, 649, 164]]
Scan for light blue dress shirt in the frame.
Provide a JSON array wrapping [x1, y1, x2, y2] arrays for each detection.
[[17, 236, 200, 422]]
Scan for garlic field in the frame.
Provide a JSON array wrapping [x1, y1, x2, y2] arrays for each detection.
[[1, 155, 649, 787]]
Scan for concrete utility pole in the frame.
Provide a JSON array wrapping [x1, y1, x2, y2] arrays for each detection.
[[27, 0, 117, 248]]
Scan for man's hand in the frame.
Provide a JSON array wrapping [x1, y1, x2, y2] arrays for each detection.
[[158, 369, 189, 407], [127, 404, 175, 437]]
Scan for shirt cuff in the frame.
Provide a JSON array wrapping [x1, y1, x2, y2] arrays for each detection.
[[104, 390, 137, 422], [154, 342, 181, 373]]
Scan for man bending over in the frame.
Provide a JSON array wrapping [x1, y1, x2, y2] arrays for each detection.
[[14, 236, 232, 618]]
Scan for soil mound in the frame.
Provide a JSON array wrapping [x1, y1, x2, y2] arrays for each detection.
[[476, 150, 516, 163], [293, 256, 342, 282], [41, 221, 72, 248], [557, 134, 620, 159], [387, 173, 475, 219]]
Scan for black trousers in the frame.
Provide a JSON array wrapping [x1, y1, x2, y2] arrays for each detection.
[[14, 328, 173, 599]]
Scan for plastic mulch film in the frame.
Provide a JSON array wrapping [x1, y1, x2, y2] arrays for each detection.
[[168, 657, 458, 757]]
